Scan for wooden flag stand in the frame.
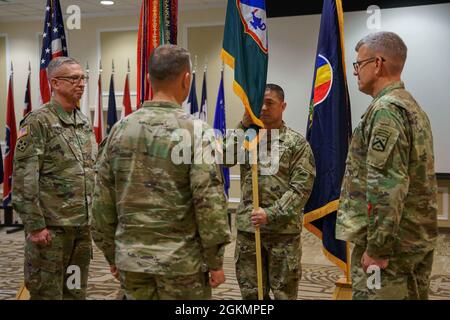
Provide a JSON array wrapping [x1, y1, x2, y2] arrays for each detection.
[[16, 283, 30, 300], [333, 242, 352, 300], [333, 277, 352, 300]]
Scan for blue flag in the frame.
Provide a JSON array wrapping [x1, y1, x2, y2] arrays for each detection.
[[304, 0, 352, 273], [188, 72, 199, 117], [200, 70, 208, 122], [213, 71, 230, 197], [221, 0, 268, 129], [107, 73, 117, 134]]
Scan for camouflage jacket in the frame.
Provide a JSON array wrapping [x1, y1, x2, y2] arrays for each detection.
[[336, 82, 438, 259], [225, 123, 316, 234], [12, 99, 97, 233], [92, 101, 231, 275]]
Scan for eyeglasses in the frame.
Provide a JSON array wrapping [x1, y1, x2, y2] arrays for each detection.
[[353, 56, 385, 72], [54, 75, 87, 85]]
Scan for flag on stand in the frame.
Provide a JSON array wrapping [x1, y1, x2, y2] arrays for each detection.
[[303, 0, 352, 273], [39, 0, 68, 104], [106, 71, 117, 135], [121, 72, 132, 119], [137, 0, 178, 108], [93, 69, 103, 144], [80, 64, 91, 121], [188, 72, 199, 117], [199, 69, 208, 122], [213, 70, 230, 197], [23, 68, 32, 117], [4, 66, 17, 207], [0, 145, 3, 186], [221, 0, 268, 129]]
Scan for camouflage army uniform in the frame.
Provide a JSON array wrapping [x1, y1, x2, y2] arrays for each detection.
[[92, 101, 231, 300], [13, 99, 97, 300], [336, 82, 438, 299], [225, 123, 316, 300]]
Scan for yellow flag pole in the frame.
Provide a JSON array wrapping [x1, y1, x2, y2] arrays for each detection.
[[251, 146, 264, 300]]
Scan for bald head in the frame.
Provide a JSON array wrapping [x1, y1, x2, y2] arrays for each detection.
[[356, 31, 407, 74]]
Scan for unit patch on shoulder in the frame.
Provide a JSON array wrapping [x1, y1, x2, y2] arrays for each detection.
[[371, 127, 391, 152]]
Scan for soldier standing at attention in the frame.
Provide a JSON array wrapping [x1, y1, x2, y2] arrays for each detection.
[[226, 84, 316, 300], [13, 57, 97, 299], [336, 31, 438, 300], [92, 44, 230, 300]]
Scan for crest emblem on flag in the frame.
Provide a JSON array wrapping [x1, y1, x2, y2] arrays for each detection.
[[312, 54, 333, 106], [238, 0, 268, 53]]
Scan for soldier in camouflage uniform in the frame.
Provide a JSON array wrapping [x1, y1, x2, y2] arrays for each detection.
[[92, 44, 230, 300], [225, 84, 316, 300], [12, 57, 96, 300], [336, 32, 438, 300]]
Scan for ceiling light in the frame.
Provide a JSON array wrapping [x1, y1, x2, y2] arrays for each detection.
[[100, 1, 114, 5]]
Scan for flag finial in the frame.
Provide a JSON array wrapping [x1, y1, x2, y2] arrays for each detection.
[[194, 55, 198, 73], [28, 61, 31, 73], [10, 61, 13, 74], [99, 60, 103, 73], [112, 59, 115, 74], [127, 58, 130, 74]]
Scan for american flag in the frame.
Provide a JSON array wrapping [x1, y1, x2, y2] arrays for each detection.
[[39, 0, 68, 104]]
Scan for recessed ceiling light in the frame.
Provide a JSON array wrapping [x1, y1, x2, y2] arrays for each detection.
[[100, 0, 114, 5]]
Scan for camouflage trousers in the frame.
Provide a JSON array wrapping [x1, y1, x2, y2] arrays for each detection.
[[235, 231, 301, 300], [24, 226, 91, 300], [118, 270, 212, 300], [351, 244, 434, 300]]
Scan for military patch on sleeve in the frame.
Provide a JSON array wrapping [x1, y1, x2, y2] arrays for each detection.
[[17, 138, 29, 152], [17, 126, 29, 140], [371, 127, 391, 152], [367, 125, 400, 169]]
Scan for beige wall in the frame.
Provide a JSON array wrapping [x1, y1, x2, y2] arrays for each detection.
[[438, 180, 450, 229]]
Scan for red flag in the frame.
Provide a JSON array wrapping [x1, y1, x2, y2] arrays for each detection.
[[137, 0, 161, 108], [93, 73, 103, 144], [122, 74, 132, 118], [4, 71, 17, 207]]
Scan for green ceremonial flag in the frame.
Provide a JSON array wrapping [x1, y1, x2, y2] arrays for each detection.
[[221, 0, 268, 128]]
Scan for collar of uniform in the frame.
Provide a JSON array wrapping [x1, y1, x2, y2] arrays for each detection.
[[262, 122, 287, 142], [141, 100, 182, 109], [276, 122, 288, 142], [374, 81, 405, 101], [49, 99, 80, 126], [360, 81, 405, 119]]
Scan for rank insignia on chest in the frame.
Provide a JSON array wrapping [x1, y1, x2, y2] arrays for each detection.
[[371, 128, 391, 152]]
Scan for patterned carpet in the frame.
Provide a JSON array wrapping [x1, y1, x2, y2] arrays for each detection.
[[0, 228, 448, 300]]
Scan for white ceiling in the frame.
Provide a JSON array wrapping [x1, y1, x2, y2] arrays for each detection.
[[0, 0, 227, 22]]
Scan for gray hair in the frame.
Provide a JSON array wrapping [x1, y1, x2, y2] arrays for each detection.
[[149, 44, 191, 84], [356, 31, 407, 72], [47, 57, 80, 79]]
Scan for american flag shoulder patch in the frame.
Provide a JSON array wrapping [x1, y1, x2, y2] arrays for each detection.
[[18, 126, 29, 140]]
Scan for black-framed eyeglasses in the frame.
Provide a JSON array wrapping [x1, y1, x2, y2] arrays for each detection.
[[353, 56, 385, 72], [54, 75, 87, 85]]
